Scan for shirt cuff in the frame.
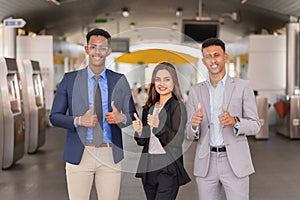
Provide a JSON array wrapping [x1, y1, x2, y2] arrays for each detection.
[[122, 115, 127, 125], [74, 117, 78, 128], [191, 126, 199, 132], [191, 126, 199, 138], [233, 123, 240, 135]]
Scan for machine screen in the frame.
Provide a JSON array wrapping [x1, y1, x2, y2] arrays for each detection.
[[7, 74, 21, 113], [33, 74, 44, 107]]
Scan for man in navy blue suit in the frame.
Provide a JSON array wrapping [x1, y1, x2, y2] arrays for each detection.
[[49, 28, 136, 200]]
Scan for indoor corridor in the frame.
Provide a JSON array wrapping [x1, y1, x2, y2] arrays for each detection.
[[0, 126, 300, 200]]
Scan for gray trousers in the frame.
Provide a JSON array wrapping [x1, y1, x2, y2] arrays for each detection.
[[195, 152, 249, 200]]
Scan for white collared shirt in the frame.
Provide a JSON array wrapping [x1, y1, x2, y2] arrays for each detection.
[[149, 104, 166, 154], [208, 74, 227, 146]]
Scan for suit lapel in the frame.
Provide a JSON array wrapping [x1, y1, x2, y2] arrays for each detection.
[[200, 81, 211, 121], [73, 67, 89, 114], [106, 69, 114, 111], [224, 76, 235, 109], [72, 67, 89, 142]]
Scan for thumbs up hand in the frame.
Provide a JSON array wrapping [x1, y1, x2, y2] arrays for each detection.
[[147, 105, 160, 128], [218, 105, 235, 126], [191, 103, 203, 128], [78, 105, 98, 128], [105, 101, 126, 124], [132, 113, 143, 136]]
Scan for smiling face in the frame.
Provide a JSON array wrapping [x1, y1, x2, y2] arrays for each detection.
[[84, 35, 112, 74], [202, 45, 228, 79], [154, 69, 174, 98]]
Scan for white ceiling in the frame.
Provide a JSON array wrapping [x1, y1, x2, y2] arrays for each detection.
[[0, 0, 299, 45]]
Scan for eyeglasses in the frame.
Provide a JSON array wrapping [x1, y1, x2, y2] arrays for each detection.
[[87, 45, 109, 53], [203, 52, 222, 61]]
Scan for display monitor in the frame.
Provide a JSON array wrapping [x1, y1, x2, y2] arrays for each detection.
[[110, 38, 130, 52], [182, 20, 220, 43]]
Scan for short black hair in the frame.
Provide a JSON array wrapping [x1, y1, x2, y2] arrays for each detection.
[[86, 28, 111, 44], [201, 38, 225, 52]]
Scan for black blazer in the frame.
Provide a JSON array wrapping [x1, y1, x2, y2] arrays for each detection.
[[134, 96, 191, 186]]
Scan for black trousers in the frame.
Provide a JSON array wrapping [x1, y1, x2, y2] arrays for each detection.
[[142, 155, 179, 200]]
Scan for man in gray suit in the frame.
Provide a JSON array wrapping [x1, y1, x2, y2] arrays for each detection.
[[186, 38, 260, 200]]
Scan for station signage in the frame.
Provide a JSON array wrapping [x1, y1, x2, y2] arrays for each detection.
[[3, 18, 26, 28]]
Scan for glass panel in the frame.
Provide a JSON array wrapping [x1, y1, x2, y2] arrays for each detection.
[[7, 73, 21, 113]]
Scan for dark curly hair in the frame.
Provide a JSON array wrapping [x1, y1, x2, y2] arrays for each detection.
[[201, 37, 225, 53], [86, 28, 111, 44]]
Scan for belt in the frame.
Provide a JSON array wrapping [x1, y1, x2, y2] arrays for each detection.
[[85, 143, 112, 148], [210, 146, 226, 152]]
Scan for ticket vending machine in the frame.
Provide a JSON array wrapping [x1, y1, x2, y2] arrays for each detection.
[[0, 58, 25, 169], [255, 96, 269, 139], [16, 59, 46, 153]]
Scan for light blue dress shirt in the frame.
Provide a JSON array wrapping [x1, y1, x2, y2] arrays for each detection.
[[86, 67, 112, 144], [208, 74, 227, 147], [73, 67, 112, 144]]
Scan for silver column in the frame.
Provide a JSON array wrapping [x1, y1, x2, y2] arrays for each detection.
[[290, 95, 300, 138], [286, 22, 299, 96]]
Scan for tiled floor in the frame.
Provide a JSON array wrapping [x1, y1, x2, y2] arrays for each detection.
[[1, 126, 300, 200]]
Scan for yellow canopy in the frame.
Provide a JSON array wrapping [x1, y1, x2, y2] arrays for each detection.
[[115, 48, 198, 64]]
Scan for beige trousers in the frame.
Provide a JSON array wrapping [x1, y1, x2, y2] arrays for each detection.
[[65, 147, 121, 200]]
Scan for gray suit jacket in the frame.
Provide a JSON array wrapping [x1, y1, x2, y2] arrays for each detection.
[[185, 75, 260, 178]]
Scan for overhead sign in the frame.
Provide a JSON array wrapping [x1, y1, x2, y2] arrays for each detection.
[[3, 18, 26, 28]]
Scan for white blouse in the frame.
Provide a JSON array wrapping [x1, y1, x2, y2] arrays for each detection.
[[149, 104, 166, 154]]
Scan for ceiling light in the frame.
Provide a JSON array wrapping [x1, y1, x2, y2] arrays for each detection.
[[28, 32, 37, 37], [122, 8, 130, 17], [176, 8, 182, 17], [172, 22, 178, 29], [240, 0, 248, 4], [221, 12, 239, 23], [47, 0, 60, 6], [195, 16, 212, 21], [130, 22, 135, 28], [219, 17, 225, 24]]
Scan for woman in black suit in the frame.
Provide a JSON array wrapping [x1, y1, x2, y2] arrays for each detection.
[[132, 62, 191, 200]]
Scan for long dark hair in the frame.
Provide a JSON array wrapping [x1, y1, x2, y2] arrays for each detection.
[[143, 62, 183, 110]]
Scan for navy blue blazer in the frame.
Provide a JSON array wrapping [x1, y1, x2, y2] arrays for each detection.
[[49, 67, 136, 164]]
